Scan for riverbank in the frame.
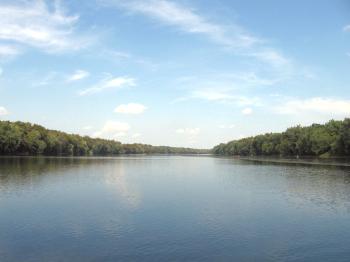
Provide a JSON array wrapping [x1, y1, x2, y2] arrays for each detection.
[[236, 156, 350, 168]]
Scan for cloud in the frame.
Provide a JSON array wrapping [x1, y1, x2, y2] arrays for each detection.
[[249, 50, 291, 68], [108, 0, 293, 69], [0, 106, 9, 116], [192, 89, 234, 101], [176, 127, 200, 136], [67, 70, 90, 82], [132, 133, 141, 138], [0, 45, 21, 59], [223, 72, 279, 86], [242, 107, 253, 115], [0, 0, 87, 53], [104, 50, 131, 60], [82, 125, 93, 131], [182, 88, 261, 106], [93, 121, 130, 139], [114, 103, 147, 114], [176, 127, 200, 145], [79, 76, 136, 96], [108, 0, 260, 49], [219, 124, 235, 129], [172, 72, 280, 107], [106, 0, 299, 88], [343, 25, 350, 32], [275, 97, 350, 116], [33, 71, 58, 86]]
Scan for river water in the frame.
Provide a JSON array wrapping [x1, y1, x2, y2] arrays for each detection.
[[1, 156, 350, 261]]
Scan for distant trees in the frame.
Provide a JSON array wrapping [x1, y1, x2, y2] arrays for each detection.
[[0, 122, 22, 154], [0, 121, 208, 156], [4, 118, 349, 158], [212, 119, 350, 157]]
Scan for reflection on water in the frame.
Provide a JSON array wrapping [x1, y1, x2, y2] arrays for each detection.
[[280, 166, 350, 213], [104, 161, 141, 209], [1, 156, 350, 261]]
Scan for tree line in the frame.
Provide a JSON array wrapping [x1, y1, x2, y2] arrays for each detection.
[[213, 119, 350, 157], [0, 121, 209, 156]]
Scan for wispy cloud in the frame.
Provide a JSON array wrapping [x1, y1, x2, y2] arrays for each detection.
[[67, 70, 90, 82], [132, 133, 141, 138], [79, 76, 136, 96], [100, 49, 160, 71], [176, 127, 200, 136], [33, 69, 89, 86], [82, 125, 93, 131], [33, 71, 59, 86], [343, 24, 350, 32], [104, 50, 131, 60], [219, 124, 235, 129], [241, 107, 253, 115], [107, 0, 293, 69], [107, 0, 299, 108], [176, 127, 200, 145], [175, 88, 261, 107], [172, 70, 283, 107], [249, 49, 292, 68], [274, 97, 350, 116], [0, 45, 21, 59], [191, 89, 235, 101], [93, 120, 131, 139], [114, 103, 147, 114], [109, 0, 260, 49], [222, 72, 279, 86], [0, 0, 88, 53], [0, 106, 9, 116]]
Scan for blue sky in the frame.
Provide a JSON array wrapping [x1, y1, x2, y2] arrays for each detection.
[[0, 0, 349, 148]]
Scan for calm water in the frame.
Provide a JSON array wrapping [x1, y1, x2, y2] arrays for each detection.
[[1, 156, 350, 261]]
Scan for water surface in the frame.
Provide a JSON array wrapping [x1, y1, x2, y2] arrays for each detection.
[[1, 156, 350, 261]]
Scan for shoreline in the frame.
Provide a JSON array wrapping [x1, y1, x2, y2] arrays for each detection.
[[1, 155, 350, 168], [236, 156, 350, 168]]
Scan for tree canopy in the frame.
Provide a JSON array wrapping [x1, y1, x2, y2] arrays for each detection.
[[212, 119, 350, 157], [0, 121, 209, 156]]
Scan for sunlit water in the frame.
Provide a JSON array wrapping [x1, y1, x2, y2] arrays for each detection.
[[1, 156, 350, 261]]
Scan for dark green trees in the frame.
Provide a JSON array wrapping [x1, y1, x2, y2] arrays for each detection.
[[0, 122, 22, 154], [0, 121, 207, 156], [3, 118, 348, 157], [213, 119, 350, 157]]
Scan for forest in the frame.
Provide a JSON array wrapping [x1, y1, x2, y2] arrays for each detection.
[[213, 119, 350, 157], [0, 121, 208, 156], [2, 119, 350, 157]]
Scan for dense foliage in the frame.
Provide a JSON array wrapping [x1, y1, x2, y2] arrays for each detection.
[[0, 121, 208, 156], [213, 119, 350, 157]]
